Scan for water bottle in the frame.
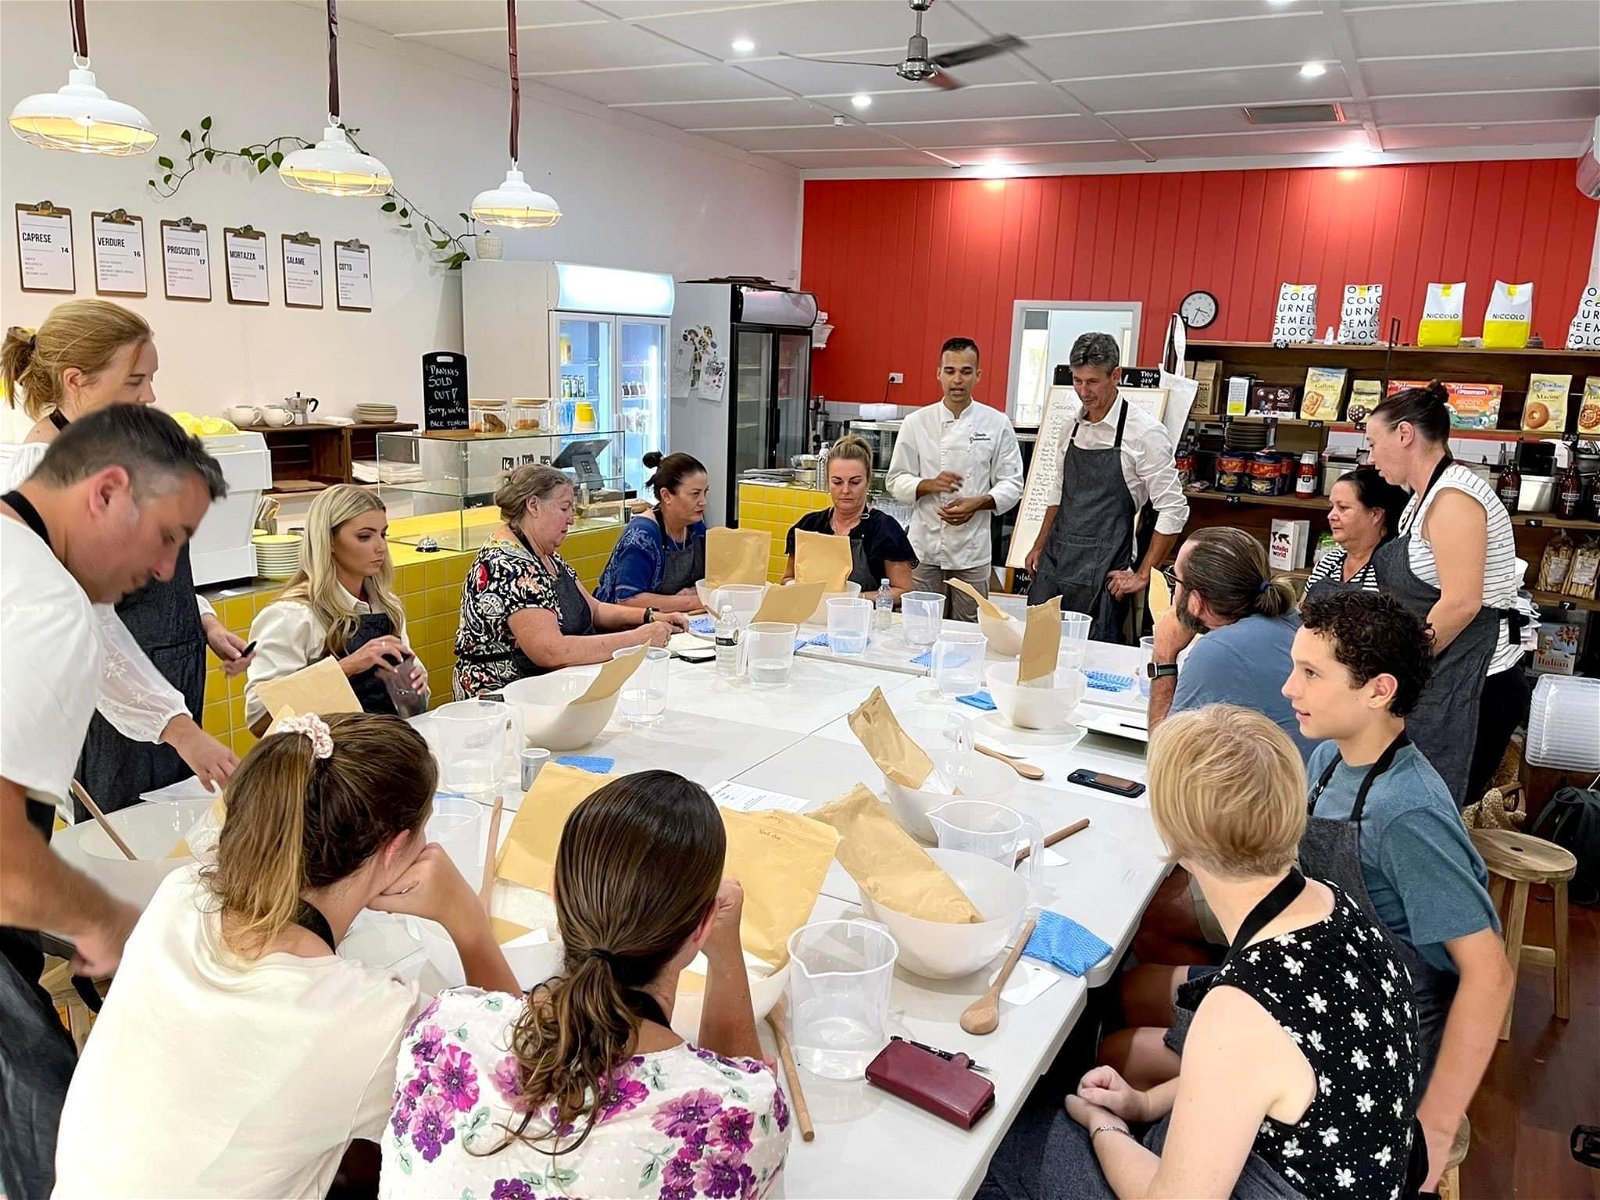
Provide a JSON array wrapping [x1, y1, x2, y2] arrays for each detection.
[[714, 604, 741, 678], [875, 578, 893, 634]]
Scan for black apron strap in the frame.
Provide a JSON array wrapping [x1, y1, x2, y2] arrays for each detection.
[[1307, 732, 1411, 824], [1, 490, 51, 547], [1110, 398, 1129, 449], [48, 410, 69, 432], [293, 901, 337, 951], [1225, 868, 1307, 962]]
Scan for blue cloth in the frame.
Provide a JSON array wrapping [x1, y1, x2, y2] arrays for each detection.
[[1022, 910, 1112, 978], [910, 650, 933, 668], [956, 690, 996, 711], [595, 514, 708, 603], [555, 755, 614, 774], [1084, 671, 1136, 692], [1307, 740, 1500, 973], [1170, 613, 1314, 763], [795, 633, 830, 650], [690, 615, 716, 636]]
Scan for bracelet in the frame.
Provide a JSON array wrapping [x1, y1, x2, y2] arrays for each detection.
[[1091, 1124, 1133, 1144]]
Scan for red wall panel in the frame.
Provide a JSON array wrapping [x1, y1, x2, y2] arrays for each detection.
[[802, 161, 1598, 412]]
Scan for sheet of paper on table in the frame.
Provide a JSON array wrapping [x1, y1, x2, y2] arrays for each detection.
[[709, 779, 811, 814], [990, 958, 1060, 1005]]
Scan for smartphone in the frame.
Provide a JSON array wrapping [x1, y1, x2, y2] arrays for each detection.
[[239, 640, 258, 658], [1067, 769, 1146, 799]]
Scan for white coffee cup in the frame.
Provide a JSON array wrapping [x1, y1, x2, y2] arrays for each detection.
[[260, 407, 294, 427], [224, 405, 260, 426]]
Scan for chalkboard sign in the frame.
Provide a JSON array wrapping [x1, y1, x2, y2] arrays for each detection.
[[422, 351, 468, 431]]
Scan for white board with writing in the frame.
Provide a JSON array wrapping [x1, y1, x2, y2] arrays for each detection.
[[334, 240, 373, 312], [1005, 384, 1078, 570], [224, 229, 269, 305], [160, 221, 210, 301], [91, 213, 146, 296], [281, 236, 323, 309], [15, 206, 75, 293]]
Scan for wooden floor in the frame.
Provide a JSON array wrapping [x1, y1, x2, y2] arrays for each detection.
[[1464, 891, 1599, 1198]]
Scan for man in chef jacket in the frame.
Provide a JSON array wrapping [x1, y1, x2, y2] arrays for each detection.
[[886, 337, 1024, 622]]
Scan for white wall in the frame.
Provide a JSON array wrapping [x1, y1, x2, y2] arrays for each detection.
[[0, 0, 800, 428]]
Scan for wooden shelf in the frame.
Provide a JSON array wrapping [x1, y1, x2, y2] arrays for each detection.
[[1190, 340, 1600, 362], [1513, 513, 1600, 530], [237, 421, 415, 434], [1185, 487, 1331, 512], [1531, 588, 1600, 614]]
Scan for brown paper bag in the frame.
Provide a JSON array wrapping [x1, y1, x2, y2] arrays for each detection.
[[704, 527, 771, 587], [577, 647, 646, 703], [490, 917, 533, 945], [794, 530, 853, 592], [496, 763, 614, 892], [812, 785, 981, 924], [1020, 596, 1062, 686], [947, 577, 1006, 620], [753, 580, 825, 626], [1148, 569, 1172, 624], [848, 687, 935, 789], [254, 655, 362, 721]]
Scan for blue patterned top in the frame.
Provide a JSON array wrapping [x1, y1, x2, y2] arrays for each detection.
[[596, 515, 708, 603]]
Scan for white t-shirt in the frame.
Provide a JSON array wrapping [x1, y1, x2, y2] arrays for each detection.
[[0, 513, 102, 816], [55, 866, 424, 1199]]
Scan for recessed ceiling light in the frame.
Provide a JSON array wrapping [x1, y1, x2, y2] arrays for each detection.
[[731, 37, 755, 54], [1299, 61, 1327, 78], [851, 93, 872, 110], [1328, 148, 1382, 167], [1268, 0, 1295, 6]]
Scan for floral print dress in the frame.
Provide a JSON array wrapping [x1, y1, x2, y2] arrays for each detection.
[[380, 988, 791, 1200], [453, 537, 573, 699]]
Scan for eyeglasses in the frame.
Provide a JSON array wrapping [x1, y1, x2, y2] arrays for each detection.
[[1160, 565, 1184, 592]]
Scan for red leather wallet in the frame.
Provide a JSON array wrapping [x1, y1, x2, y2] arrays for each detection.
[[864, 1038, 996, 1130]]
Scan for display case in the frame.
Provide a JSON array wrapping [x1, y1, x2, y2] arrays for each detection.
[[376, 429, 629, 551]]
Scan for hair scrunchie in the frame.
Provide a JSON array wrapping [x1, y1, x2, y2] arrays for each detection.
[[271, 712, 334, 760]]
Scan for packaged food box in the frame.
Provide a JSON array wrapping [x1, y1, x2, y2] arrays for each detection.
[[1249, 382, 1299, 416], [1578, 376, 1600, 437], [1300, 367, 1348, 421], [1532, 618, 1584, 676], [1386, 379, 1503, 430], [1521, 374, 1571, 434], [1346, 380, 1382, 428]]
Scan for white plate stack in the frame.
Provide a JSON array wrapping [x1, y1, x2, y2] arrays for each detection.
[[252, 533, 303, 581], [1525, 675, 1600, 771], [355, 403, 398, 424]]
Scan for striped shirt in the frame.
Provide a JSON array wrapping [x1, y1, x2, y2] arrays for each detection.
[[1305, 547, 1380, 593], [1399, 463, 1522, 674]]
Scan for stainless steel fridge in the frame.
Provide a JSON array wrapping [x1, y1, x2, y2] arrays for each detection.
[[671, 282, 816, 526]]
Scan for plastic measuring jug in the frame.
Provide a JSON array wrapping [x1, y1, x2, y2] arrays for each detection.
[[786, 919, 899, 1080], [926, 800, 1044, 893], [433, 699, 525, 795]]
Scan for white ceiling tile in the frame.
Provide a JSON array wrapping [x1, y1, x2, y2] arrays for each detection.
[[1371, 88, 1600, 126], [696, 123, 897, 150], [821, 82, 1072, 121], [634, 0, 988, 59], [414, 23, 706, 71], [1021, 13, 1337, 79], [339, 1, 598, 37], [762, 147, 945, 167], [873, 114, 1094, 148], [1106, 105, 1346, 139], [639, 97, 839, 127], [1378, 119, 1593, 150], [1067, 66, 1352, 112], [1360, 48, 1600, 95], [953, 1, 1276, 38], [1135, 127, 1371, 157], [1349, 0, 1600, 58], [598, 1, 794, 16], [524, 63, 791, 104], [941, 142, 1146, 166]]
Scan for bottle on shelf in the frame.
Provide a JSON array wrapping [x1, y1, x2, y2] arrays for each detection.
[[1295, 451, 1319, 499], [876, 578, 893, 633], [714, 604, 740, 679], [1588, 470, 1600, 523], [1556, 456, 1584, 520], [1495, 443, 1521, 515]]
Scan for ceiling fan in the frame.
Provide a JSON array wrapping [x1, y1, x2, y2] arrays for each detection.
[[782, 0, 1024, 92]]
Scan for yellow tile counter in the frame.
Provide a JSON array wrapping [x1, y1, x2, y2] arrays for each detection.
[[737, 481, 832, 582], [198, 512, 622, 755]]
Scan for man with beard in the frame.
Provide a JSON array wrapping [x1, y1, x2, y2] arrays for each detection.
[[1146, 527, 1312, 761]]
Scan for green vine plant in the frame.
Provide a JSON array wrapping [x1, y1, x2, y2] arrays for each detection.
[[147, 115, 475, 269]]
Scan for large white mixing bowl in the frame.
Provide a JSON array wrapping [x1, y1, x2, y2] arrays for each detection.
[[985, 662, 1088, 732], [52, 799, 214, 908], [858, 848, 1030, 979], [501, 669, 618, 751], [882, 749, 1015, 842]]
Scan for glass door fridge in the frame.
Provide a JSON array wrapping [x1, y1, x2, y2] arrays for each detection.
[[775, 331, 811, 468], [732, 328, 772, 494], [552, 313, 613, 437], [618, 317, 668, 495]]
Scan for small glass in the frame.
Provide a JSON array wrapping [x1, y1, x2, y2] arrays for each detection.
[[933, 630, 987, 700], [615, 646, 669, 725], [1138, 634, 1156, 697], [744, 622, 799, 689], [827, 596, 873, 656], [520, 747, 551, 791]]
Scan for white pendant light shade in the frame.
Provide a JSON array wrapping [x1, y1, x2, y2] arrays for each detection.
[[471, 167, 562, 229], [9, 62, 156, 156], [278, 124, 392, 197]]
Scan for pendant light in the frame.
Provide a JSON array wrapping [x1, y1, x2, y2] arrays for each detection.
[[471, 0, 562, 229], [279, 0, 392, 197], [8, 0, 156, 156]]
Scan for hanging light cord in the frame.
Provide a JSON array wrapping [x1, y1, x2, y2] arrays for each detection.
[[69, 0, 89, 65], [326, 0, 342, 126], [506, 0, 520, 168]]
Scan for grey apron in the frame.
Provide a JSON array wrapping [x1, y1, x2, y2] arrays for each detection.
[[1301, 555, 1376, 603], [457, 537, 596, 684], [654, 508, 706, 596], [75, 545, 207, 817], [1373, 459, 1502, 806], [819, 509, 880, 592], [1028, 403, 1136, 644], [339, 610, 401, 716]]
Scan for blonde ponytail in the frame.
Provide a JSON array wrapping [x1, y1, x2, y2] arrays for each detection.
[[2, 300, 151, 419]]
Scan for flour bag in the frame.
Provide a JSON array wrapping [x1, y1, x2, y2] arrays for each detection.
[[1482, 281, 1533, 350], [1416, 282, 1466, 347], [1336, 284, 1383, 344], [1272, 283, 1318, 343], [1566, 285, 1600, 351]]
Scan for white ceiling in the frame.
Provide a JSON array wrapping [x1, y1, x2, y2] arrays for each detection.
[[336, 0, 1600, 176]]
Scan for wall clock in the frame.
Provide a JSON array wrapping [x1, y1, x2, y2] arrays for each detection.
[[1180, 290, 1218, 330]]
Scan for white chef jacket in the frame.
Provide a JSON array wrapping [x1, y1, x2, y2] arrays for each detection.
[[1042, 395, 1190, 537], [887, 400, 1025, 571]]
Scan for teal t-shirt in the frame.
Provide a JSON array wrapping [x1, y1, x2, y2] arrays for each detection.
[[1307, 740, 1500, 973]]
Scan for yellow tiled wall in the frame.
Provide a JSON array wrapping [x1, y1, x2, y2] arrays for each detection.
[[737, 483, 832, 582], [200, 522, 622, 755]]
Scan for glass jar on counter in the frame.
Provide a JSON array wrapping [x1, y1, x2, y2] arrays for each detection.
[[509, 398, 552, 433], [467, 397, 509, 434]]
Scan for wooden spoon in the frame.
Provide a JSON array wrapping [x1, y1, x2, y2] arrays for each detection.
[[1014, 818, 1091, 866], [478, 795, 504, 912], [961, 916, 1037, 1036], [766, 996, 815, 1142], [975, 742, 1044, 780], [70, 780, 136, 861]]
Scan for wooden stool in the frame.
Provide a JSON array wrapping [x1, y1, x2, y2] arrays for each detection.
[[1470, 828, 1578, 1041], [1436, 1115, 1471, 1200]]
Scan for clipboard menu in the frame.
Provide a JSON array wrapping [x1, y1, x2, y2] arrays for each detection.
[[281, 233, 323, 309], [15, 202, 75, 293], [1005, 384, 1077, 571], [91, 210, 146, 297], [224, 226, 269, 305], [160, 219, 211, 301], [334, 239, 372, 311]]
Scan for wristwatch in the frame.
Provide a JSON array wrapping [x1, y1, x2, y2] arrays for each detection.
[[1146, 660, 1179, 680], [642, 607, 657, 625]]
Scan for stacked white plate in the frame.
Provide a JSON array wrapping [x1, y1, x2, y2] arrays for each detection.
[[253, 533, 303, 581], [1525, 675, 1600, 771], [355, 403, 398, 424]]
